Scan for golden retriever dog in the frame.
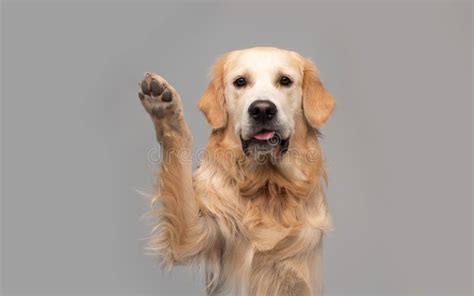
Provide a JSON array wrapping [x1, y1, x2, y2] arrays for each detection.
[[138, 47, 335, 296]]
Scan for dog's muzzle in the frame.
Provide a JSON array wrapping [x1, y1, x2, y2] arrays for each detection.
[[240, 100, 289, 155]]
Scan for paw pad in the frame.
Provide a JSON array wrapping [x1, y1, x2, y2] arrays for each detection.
[[161, 90, 173, 102], [139, 77, 173, 103], [150, 80, 163, 96], [141, 80, 150, 95]]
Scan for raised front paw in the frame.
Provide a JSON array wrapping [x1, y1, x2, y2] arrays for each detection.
[[138, 73, 188, 142], [139, 73, 181, 119]]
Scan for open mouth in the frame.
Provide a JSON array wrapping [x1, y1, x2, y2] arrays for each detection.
[[253, 129, 276, 141], [241, 129, 289, 155]]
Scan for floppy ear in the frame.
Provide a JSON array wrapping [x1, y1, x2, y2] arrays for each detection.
[[198, 56, 228, 129], [302, 59, 335, 129]]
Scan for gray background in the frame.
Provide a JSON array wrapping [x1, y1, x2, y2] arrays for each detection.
[[1, 0, 472, 295]]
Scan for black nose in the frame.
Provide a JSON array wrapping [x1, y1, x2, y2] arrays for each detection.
[[248, 100, 278, 123]]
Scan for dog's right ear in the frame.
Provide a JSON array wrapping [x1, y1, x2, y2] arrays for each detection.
[[198, 55, 228, 130]]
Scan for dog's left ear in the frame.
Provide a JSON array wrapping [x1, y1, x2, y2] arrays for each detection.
[[198, 55, 228, 130], [302, 59, 335, 129]]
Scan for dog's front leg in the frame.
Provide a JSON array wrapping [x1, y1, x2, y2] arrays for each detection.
[[138, 73, 208, 267]]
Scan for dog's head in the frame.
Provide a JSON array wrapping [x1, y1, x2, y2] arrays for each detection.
[[198, 47, 335, 156]]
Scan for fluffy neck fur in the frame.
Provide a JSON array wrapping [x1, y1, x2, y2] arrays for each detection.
[[202, 115, 331, 242]]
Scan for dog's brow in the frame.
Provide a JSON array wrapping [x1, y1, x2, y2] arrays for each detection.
[[275, 70, 294, 81], [230, 71, 251, 83]]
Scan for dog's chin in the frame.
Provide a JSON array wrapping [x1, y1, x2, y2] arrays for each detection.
[[240, 130, 290, 157]]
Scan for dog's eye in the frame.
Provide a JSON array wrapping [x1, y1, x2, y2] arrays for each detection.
[[233, 77, 247, 88], [279, 75, 292, 87]]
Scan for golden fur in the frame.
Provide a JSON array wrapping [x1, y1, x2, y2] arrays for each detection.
[[140, 47, 335, 295]]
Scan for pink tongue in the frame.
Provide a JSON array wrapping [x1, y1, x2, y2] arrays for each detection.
[[253, 131, 275, 141]]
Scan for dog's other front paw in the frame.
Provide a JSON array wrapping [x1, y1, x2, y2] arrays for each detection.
[[138, 73, 189, 143]]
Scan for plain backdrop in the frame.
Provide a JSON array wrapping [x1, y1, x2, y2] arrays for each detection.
[[1, 1, 472, 295]]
